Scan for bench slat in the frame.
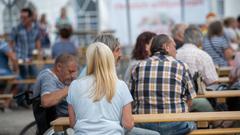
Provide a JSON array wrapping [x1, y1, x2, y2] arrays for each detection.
[[0, 75, 17, 80], [196, 90, 240, 98], [10, 79, 36, 84], [189, 128, 240, 135], [0, 94, 13, 99], [51, 111, 240, 126], [133, 111, 240, 123]]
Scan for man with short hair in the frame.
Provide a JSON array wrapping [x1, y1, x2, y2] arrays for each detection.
[[33, 53, 78, 134], [130, 34, 196, 135], [9, 8, 41, 78], [171, 23, 188, 49], [79, 34, 122, 78], [176, 26, 218, 112]]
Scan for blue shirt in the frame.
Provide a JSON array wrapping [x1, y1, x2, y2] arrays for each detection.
[[0, 40, 12, 75], [202, 36, 229, 67], [33, 69, 68, 116], [52, 40, 77, 59], [10, 23, 40, 59]]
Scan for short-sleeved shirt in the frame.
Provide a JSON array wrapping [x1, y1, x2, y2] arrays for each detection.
[[33, 69, 68, 116], [177, 43, 218, 85], [67, 75, 133, 135], [10, 23, 40, 59], [0, 40, 12, 75], [51, 40, 77, 59], [202, 36, 229, 67], [130, 53, 196, 114]]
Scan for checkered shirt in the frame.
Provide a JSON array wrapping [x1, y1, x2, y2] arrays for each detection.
[[129, 53, 196, 114], [10, 23, 40, 59]]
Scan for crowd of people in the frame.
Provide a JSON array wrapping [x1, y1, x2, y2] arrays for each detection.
[[0, 7, 240, 135]]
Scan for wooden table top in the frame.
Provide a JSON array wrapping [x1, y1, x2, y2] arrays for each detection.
[[51, 111, 240, 127], [196, 90, 240, 98]]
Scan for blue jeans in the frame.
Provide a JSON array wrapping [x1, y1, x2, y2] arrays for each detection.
[[136, 122, 196, 135], [125, 127, 160, 135]]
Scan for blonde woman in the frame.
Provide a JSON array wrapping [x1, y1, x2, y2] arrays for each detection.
[[67, 42, 134, 134]]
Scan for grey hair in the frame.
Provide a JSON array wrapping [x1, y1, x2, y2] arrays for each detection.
[[184, 25, 203, 46], [55, 53, 77, 65], [94, 34, 120, 51], [150, 34, 170, 56], [171, 23, 187, 38]]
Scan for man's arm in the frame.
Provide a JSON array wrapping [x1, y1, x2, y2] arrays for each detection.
[[68, 104, 76, 128], [41, 86, 68, 108], [6, 50, 18, 73]]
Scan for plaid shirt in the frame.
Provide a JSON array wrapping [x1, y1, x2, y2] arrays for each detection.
[[10, 23, 40, 59], [130, 53, 196, 114]]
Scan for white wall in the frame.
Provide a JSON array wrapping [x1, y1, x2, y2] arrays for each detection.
[[224, 0, 240, 17]]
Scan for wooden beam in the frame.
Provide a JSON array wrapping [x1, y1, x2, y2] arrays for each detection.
[[133, 111, 240, 123], [0, 75, 16, 80], [189, 128, 240, 135], [196, 90, 240, 98], [10, 79, 36, 84], [51, 111, 240, 132], [0, 94, 13, 99]]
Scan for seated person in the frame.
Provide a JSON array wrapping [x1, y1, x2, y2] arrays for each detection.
[[33, 53, 78, 134], [52, 26, 77, 59], [228, 52, 240, 111], [78, 34, 121, 78], [176, 26, 218, 112], [67, 42, 133, 134], [68, 42, 159, 135], [0, 40, 18, 93], [0, 40, 18, 75], [130, 34, 196, 135]]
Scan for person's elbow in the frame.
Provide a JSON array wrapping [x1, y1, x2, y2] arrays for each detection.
[[123, 119, 134, 129], [41, 96, 54, 108]]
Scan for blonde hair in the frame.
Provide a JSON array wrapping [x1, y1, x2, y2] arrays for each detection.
[[86, 42, 118, 102]]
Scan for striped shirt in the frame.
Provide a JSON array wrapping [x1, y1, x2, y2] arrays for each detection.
[[177, 43, 218, 85], [10, 23, 40, 59], [202, 36, 229, 67], [130, 53, 196, 114]]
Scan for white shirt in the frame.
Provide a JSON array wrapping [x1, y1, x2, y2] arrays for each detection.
[[177, 43, 218, 85], [67, 75, 133, 135]]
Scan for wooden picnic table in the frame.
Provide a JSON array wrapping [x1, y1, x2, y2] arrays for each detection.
[[51, 111, 240, 134]]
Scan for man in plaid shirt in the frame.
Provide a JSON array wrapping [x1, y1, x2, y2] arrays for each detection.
[[130, 34, 196, 135]]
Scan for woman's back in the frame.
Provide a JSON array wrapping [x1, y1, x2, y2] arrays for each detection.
[[203, 36, 229, 66], [67, 75, 133, 135]]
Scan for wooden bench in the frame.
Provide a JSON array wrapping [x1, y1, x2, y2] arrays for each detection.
[[196, 90, 240, 103], [216, 66, 231, 77], [10, 79, 36, 84], [50, 111, 240, 134], [0, 75, 17, 80]]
